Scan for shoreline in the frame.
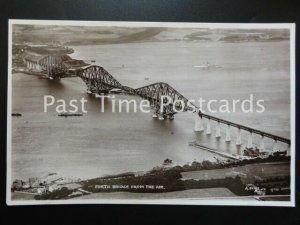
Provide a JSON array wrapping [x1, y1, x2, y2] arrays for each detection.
[[11, 155, 290, 201]]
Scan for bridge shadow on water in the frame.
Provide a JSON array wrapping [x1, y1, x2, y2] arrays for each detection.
[[43, 78, 66, 91]]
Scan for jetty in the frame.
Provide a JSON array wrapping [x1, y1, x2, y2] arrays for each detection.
[[189, 141, 242, 160]]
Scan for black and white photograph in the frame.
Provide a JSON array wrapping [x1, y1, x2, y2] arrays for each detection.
[[7, 20, 295, 206]]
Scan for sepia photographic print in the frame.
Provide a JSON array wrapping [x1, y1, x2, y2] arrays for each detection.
[[7, 20, 295, 206]]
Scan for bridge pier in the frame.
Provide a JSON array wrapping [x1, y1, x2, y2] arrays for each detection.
[[215, 122, 221, 138], [194, 111, 204, 131], [168, 114, 175, 120], [86, 79, 93, 93], [206, 119, 211, 134], [272, 139, 278, 152], [236, 128, 242, 145], [287, 144, 291, 156], [153, 114, 174, 120], [247, 132, 253, 148], [152, 108, 160, 118], [158, 114, 165, 120], [259, 136, 265, 151], [225, 125, 231, 142]]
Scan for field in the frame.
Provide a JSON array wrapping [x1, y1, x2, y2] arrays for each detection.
[[181, 162, 290, 184], [75, 188, 239, 200], [11, 192, 36, 200]]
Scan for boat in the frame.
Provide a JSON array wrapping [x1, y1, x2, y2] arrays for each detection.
[[12, 113, 22, 117], [194, 62, 211, 68], [194, 62, 221, 69], [58, 113, 83, 117]]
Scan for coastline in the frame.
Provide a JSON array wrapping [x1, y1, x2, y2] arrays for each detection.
[[11, 155, 290, 201]]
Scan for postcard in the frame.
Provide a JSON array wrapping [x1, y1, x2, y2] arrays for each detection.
[[7, 20, 295, 206]]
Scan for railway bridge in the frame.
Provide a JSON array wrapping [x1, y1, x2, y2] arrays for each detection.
[[26, 54, 291, 152]]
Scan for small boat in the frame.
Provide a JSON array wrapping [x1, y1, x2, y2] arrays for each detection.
[[91, 60, 96, 63], [194, 62, 221, 69], [58, 113, 83, 117], [194, 62, 210, 68], [12, 113, 22, 117]]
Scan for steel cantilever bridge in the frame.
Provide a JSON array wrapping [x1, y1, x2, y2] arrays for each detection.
[[76, 65, 193, 118], [32, 56, 291, 151]]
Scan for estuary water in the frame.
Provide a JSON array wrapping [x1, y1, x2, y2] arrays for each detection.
[[11, 40, 290, 180]]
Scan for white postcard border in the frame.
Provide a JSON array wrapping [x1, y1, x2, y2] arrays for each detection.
[[6, 20, 296, 207]]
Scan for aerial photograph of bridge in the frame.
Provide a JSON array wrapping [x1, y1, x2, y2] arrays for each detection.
[[7, 20, 295, 206]]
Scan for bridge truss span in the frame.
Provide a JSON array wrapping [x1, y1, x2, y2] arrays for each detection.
[[134, 82, 195, 117], [72, 65, 291, 148], [39, 55, 69, 78], [77, 65, 123, 94]]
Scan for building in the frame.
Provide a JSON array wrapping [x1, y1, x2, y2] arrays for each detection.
[[11, 179, 24, 190], [48, 184, 61, 192], [37, 187, 47, 194], [28, 177, 41, 188]]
